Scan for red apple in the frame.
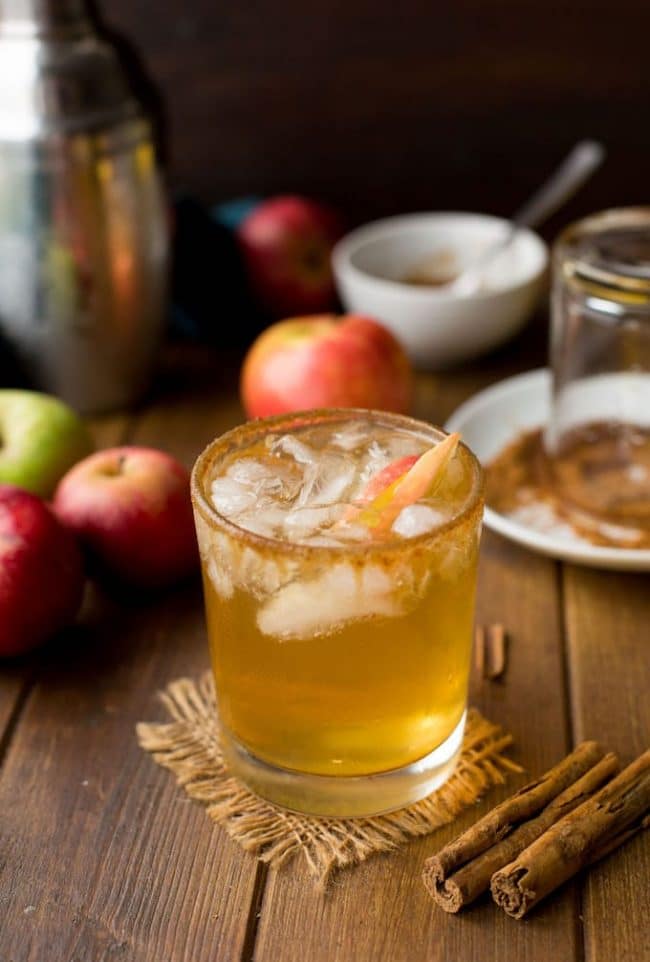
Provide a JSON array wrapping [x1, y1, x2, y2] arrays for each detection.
[[241, 314, 413, 418], [53, 447, 198, 588], [237, 195, 343, 316], [0, 485, 84, 657]]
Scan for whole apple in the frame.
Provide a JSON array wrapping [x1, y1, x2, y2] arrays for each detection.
[[241, 314, 413, 418], [0, 485, 84, 657], [53, 447, 198, 588], [237, 195, 343, 317], [0, 390, 93, 497]]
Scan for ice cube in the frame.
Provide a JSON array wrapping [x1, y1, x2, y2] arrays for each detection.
[[358, 440, 389, 486], [237, 546, 287, 597], [269, 434, 315, 464], [330, 424, 369, 451], [296, 459, 356, 508], [194, 516, 236, 599], [256, 562, 404, 639], [210, 476, 258, 516], [295, 462, 320, 507], [359, 563, 395, 597], [226, 457, 275, 484], [392, 504, 446, 538], [219, 456, 302, 516], [235, 508, 287, 539], [283, 504, 340, 539], [206, 554, 234, 599]]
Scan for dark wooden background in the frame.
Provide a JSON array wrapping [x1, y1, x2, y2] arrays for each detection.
[[104, 0, 650, 227]]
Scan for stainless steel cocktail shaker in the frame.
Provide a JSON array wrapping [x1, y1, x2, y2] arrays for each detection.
[[0, 0, 169, 413]]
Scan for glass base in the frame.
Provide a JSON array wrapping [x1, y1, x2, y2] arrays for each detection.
[[220, 711, 467, 817]]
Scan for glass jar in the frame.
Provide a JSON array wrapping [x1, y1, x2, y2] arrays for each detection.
[[546, 208, 650, 529]]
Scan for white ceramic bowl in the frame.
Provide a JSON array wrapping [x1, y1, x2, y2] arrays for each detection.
[[332, 212, 549, 368]]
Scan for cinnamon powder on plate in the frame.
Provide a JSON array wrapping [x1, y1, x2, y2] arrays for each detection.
[[485, 424, 650, 550]]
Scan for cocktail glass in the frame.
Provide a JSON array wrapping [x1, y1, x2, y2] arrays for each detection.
[[191, 409, 483, 816]]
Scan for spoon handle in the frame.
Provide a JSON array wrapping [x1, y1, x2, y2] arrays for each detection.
[[449, 140, 605, 295], [463, 140, 605, 279], [512, 139, 606, 231]]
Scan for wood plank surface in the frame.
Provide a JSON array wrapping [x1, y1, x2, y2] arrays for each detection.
[[86, 413, 131, 451], [0, 584, 259, 962], [0, 361, 259, 962], [254, 535, 578, 962], [1, 344, 648, 962], [563, 567, 650, 962], [0, 672, 30, 753]]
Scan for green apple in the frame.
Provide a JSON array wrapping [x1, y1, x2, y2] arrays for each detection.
[[0, 390, 94, 497]]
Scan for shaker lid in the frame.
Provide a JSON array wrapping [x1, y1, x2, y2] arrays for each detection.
[[0, 2, 142, 139], [1, 0, 90, 35]]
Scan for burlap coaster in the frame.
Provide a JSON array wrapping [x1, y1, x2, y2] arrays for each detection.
[[136, 673, 521, 885]]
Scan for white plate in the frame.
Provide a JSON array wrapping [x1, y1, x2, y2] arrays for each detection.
[[445, 368, 650, 571]]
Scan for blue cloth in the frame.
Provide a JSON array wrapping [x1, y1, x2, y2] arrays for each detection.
[[169, 196, 265, 345]]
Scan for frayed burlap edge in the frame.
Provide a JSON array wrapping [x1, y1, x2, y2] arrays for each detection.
[[136, 672, 522, 886]]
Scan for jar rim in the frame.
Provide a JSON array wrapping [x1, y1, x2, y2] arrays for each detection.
[[556, 207, 650, 297]]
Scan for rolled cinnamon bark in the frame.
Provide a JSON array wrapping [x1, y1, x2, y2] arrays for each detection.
[[475, 624, 507, 681], [491, 749, 650, 919], [424, 752, 618, 912], [423, 740, 605, 910]]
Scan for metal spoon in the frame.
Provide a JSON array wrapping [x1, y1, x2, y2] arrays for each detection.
[[449, 139, 606, 296]]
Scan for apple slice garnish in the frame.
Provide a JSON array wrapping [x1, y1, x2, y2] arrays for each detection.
[[358, 454, 420, 504], [339, 454, 419, 523], [348, 432, 461, 536]]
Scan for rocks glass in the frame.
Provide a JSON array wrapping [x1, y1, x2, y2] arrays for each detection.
[[191, 409, 483, 816]]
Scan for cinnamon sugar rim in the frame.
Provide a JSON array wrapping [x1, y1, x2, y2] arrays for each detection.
[[191, 408, 484, 559]]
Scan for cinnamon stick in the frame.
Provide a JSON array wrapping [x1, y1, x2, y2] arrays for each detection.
[[491, 749, 650, 919], [424, 752, 618, 912], [475, 624, 507, 681], [422, 740, 605, 911]]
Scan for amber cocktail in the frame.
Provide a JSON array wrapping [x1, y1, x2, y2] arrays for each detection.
[[191, 410, 483, 816]]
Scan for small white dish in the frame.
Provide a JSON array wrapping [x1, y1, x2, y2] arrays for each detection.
[[332, 213, 548, 368], [445, 368, 650, 571]]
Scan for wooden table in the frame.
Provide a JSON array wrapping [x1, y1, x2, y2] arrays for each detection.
[[1, 337, 648, 962]]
